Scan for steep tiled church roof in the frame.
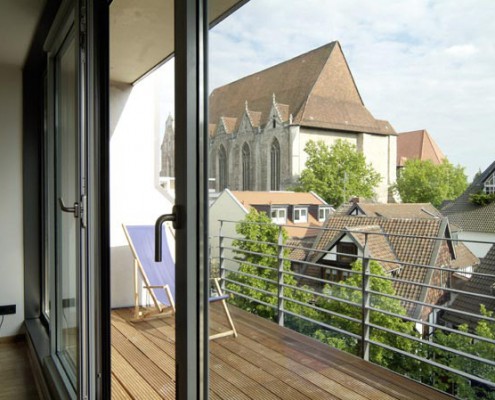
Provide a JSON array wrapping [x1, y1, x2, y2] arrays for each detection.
[[209, 42, 395, 136], [397, 129, 445, 167]]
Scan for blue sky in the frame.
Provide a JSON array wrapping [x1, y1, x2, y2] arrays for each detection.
[[207, 0, 495, 179], [156, 0, 495, 179]]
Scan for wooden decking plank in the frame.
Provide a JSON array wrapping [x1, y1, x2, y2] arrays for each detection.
[[116, 312, 253, 400], [111, 306, 453, 400], [112, 350, 163, 400], [222, 308, 422, 399], [112, 314, 176, 378], [210, 314, 373, 400], [209, 322, 342, 400], [226, 305, 452, 400], [111, 373, 133, 400], [112, 328, 174, 398], [210, 340, 312, 400]]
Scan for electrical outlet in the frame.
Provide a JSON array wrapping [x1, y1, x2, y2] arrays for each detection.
[[0, 304, 16, 315]]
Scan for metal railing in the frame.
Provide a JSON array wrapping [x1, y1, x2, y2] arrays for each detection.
[[215, 219, 495, 398]]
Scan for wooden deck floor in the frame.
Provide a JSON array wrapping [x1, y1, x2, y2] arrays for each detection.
[[0, 339, 40, 400], [111, 304, 453, 400]]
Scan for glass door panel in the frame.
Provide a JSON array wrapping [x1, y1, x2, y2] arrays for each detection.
[[54, 26, 80, 386]]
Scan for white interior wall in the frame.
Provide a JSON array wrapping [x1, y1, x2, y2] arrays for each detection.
[[0, 65, 24, 337], [110, 74, 174, 308]]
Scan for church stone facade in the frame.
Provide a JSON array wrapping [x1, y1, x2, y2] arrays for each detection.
[[162, 41, 398, 204]]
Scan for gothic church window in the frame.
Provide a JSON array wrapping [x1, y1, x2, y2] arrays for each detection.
[[242, 143, 251, 190], [218, 146, 228, 190], [270, 139, 281, 190]]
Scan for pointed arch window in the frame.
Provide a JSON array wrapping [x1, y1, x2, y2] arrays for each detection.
[[218, 146, 228, 190], [242, 143, 251, 190], [270, 139, 281, 191]]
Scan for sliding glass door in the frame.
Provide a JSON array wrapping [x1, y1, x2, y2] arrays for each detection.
[[54, 25, 81, 385]]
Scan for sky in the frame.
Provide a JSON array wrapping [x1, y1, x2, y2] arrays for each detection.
[[209, 0, 495, 179], [158, 0, 495, 179]]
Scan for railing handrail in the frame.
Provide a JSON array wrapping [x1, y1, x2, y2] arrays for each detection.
[[217, 219, 495, 397]]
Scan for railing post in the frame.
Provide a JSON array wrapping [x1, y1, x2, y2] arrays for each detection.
[[219, 220, 226, 292], [361, 232, 371, 361], [277, 226, 285, 327]]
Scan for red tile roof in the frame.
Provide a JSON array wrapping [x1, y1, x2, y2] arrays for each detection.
[[397, 129, 445, 167]]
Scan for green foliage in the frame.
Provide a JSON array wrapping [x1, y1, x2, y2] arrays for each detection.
[[312, 260, 422, 374], [433, 305, 495, 399], [226, 209, 317, 331], [394, 159, 468, 207], [292, 140, 382, 207], [469, 191, 495, 206]]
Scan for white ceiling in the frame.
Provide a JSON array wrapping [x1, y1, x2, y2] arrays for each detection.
[[0, 0, 246, 78], [110, 0, 247, 84], [0, 0, 46, 67]]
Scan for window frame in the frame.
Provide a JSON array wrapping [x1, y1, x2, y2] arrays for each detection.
[[270, 206, 287, 224], [318, 206, 331, 222], [484, 172, 495, 194], [293, 206, 308, 223]]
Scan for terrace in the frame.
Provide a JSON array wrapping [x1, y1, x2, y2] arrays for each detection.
[[111, 303, 451, 399], [213, 219, 495, 399]]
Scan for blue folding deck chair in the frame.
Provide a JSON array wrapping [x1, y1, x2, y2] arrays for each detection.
[[123, 224, 176, 321], [122, 224, 237, 339]]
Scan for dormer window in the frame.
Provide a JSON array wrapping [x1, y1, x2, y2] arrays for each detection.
[[293, 206, 308, 223], [318, 206, 331, 222], [484, 172, 495, 194], [271, 207, 287, 224]]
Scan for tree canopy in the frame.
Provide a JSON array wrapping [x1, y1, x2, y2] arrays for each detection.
[[293, 139, 382, 207], [225, 209, 316, 329], [394, 159, 467, 207]]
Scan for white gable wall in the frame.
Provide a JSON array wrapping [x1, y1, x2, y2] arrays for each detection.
[[292, 127, 396, 203], [209, 190, 248, 271], [457, 231, 495, 258], [110, 74, 174, 308]]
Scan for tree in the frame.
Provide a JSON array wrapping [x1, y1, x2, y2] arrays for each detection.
[[312, 260, 423, 375], [293, 140, 382, 207], [433, 305, 495, 399], [225, 209, 317, 333], [394, 159, 467, 207]]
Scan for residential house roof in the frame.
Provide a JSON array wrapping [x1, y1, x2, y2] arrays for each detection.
[[230, 191, 329, 239], [397, 129, 445, 167], [331, 225, 400, 273], [441, 161, 495, 233], [442, 244, 495, 329], [209, 42, 396, 136], [337, 202, 443, 219], [307, 215, 455, 318]]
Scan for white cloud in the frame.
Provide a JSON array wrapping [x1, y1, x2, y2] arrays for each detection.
[[207, 0, 495, 179], [444, 44, 478, 57]]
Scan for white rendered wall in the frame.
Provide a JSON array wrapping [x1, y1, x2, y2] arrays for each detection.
[[293, 127, 395, 203], [293, 127, 358, 178], [358, 133, 396, 203], [110, 75, 173, 308], [0, 65, 24, 337], [209, 190, 248, 270], [457, 231, 495, 258]]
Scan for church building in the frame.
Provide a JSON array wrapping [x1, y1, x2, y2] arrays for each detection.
[[163, 41, 398, 204]]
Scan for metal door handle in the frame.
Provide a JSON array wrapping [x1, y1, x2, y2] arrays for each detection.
[[155, 205, 179, 262], [58, 197, 80, 218]]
